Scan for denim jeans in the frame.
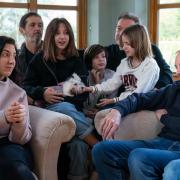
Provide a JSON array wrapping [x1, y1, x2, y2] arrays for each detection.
[[163, 159, 180, 180], [46, 102, 93, 139], [92, 137, 180, 180], [46, 102, 93, 179], [0, 137, 35, 180]]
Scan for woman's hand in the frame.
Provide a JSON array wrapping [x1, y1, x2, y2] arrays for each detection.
[[5, 102, 26, 123], [96, 98, 114, 107], [43, 87, 64, 104]]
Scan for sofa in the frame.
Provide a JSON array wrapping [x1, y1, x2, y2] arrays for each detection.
[[94, 109, 164, 140], [29, 105, 76, 180], [90, 109, 164, 180]]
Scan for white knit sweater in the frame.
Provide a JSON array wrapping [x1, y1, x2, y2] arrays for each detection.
[[92, 56, 160, 102]]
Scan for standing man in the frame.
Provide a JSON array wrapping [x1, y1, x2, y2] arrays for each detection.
[[106, 12, 173, 89], [15, 12, 43, 86]]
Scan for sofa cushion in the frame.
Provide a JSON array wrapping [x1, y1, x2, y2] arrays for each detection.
[[94, 109, 164, 140]]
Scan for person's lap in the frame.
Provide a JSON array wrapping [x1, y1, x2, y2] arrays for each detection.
[[92, 137, 180, 180], [0, 137, 34, 180]]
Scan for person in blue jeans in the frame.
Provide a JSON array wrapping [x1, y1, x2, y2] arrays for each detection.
[[163, 159, 180, 180], [23, 18, 98, 180], [92, 78, 180, 179], [0, 36, 34, 180], [161, 50, 180, 180]]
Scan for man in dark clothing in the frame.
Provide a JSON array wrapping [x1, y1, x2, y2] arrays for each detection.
[[106, 12, 173, 89], [92, 79, 180, 179], [15, 12, 43, 86]]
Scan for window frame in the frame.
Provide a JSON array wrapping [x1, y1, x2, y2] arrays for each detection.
[[0, 0, 87, 48], [149, 0, 180, 44], [149, 0, 180, 76]]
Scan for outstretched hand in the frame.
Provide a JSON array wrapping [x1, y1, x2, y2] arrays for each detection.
[[70, 85, 84, 95], [100, 109, 121, 140], [71, 86, 93, 94]]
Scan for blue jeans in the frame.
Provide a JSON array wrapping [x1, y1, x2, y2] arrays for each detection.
[[46, 102, 93, 139], [0, 137, 34, 180], [163, 159, 180, 180], [92, 137, 180, 180]]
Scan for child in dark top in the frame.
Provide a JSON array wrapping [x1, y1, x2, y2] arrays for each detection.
[[23, 18, 98, 180]]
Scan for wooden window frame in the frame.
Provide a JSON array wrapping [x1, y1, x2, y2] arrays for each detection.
[[149, 0, 180, 78], [0, 0, 87, 48], [149, 0, 180, 44]]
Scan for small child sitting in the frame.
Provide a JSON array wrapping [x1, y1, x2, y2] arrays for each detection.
[[83, 44, 118, 119]]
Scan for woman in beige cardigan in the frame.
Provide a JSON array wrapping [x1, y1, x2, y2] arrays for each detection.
[[0, 36, 35, 180]]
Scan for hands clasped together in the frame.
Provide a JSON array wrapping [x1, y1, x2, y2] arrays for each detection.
[[5, 102, 26, 123]]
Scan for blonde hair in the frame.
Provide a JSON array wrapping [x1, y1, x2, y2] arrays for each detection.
[[120, 24, 152, 62]]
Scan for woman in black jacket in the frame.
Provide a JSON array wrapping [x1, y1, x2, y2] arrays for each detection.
[[23, 18, 97, 180]]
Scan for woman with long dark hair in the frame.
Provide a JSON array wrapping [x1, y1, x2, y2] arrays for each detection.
[[0, 36, 34, 180]]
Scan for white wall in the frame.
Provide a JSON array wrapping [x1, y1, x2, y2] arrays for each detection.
[[87, 0, 148, 46], [87, 0, 100, 45]]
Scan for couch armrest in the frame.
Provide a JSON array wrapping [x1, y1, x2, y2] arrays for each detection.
[[95, 109, 164, 140], [29, 105, 76, 180]]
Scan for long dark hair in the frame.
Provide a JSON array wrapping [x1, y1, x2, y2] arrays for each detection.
[[43, 18, 78, 62], [0, 36, 17, 81], [0, 36, 16, 55]]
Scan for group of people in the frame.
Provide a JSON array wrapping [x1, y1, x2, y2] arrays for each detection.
[[0, 10, 179, 180]]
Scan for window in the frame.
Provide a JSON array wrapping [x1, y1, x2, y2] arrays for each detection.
[[0, 0, 87, 48], [149, 0, 180, 71]]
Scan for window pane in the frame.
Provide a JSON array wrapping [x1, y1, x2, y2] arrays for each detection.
[[37, 0, 77, 6], [38, 10, 77, 45], [158, 8, 180, 71], [0, 8, 27, 48], [0, 0, 26, 2], [160, 0, 180, 4]]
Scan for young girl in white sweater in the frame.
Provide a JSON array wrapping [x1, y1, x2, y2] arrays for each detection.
[[84, 24, 160, 106]]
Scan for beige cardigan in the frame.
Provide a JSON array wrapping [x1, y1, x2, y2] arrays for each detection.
[[0, 78, 32, 144]]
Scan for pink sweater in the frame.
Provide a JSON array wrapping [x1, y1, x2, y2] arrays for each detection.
[[0, 78, 32, 144]]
